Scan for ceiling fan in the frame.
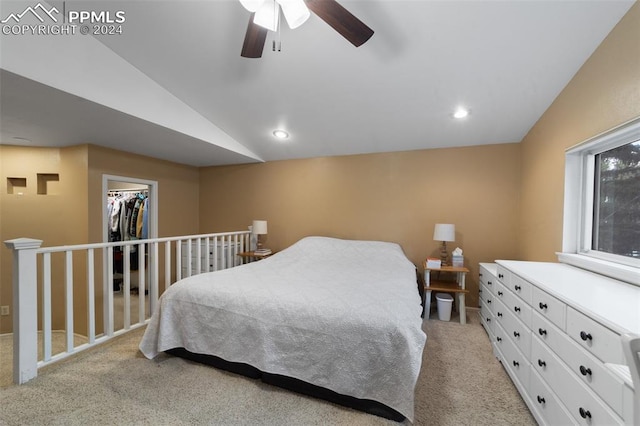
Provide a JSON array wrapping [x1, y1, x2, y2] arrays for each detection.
[[239, 0, 374, 58]]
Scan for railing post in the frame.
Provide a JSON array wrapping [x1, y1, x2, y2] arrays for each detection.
[[4, 238, 43, 384]]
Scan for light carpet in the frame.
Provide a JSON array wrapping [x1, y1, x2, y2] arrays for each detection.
[[0, 309, 535, 425]]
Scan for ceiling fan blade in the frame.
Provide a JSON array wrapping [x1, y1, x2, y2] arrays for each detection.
[[304, 0, 373, 47], [241, 13, 268, 58]]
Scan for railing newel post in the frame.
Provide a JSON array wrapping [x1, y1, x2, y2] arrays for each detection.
[[4, 238, 43, 384]]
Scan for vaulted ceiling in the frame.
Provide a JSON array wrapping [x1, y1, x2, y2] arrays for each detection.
[[0, 0, 634, 166]]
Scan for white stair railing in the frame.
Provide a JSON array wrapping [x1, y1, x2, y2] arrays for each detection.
[[4, 230, 251, 385]]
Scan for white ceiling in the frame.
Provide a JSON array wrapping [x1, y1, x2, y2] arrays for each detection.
[[0, 0, 635, 166]]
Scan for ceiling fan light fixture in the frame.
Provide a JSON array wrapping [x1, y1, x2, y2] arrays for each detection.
[[273, 129, 290, 139], [453, 107, 470, 119], [239, 0, 264, 12], [277, 0, 310, 29], [254, 0, 280, 31]]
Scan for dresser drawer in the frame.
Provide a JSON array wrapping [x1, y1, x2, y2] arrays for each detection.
[[566, 307, 624, 364], [532, 311, 625, 416], [553, 329, 625, 415], [479, 264, 497, 294], [495, 298, 532, 359], [481, 284, 495, 312], [622, 383, 634, 424], [531, 337, 623, 425], [494, 280, 507, 302], [479, 283, 492, 308], [495, 322, 530, 390], [500, 285, 532, 328], [531, 286, 566, 330], [496, 264, 511, 287], [529, 368, 577, 426], [509, 274, 532, 306], [480, 302, 495, 336]]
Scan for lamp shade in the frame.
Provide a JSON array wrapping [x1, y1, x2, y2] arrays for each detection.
[[252, 220, 268, 235], [433, 223, 455, 242]]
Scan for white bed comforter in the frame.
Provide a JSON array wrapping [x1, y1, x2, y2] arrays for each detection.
[[140, 236, 426, 421]]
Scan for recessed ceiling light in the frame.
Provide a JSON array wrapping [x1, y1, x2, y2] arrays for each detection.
[[272, 129, 289, 139], [453, 107, 470, 119]]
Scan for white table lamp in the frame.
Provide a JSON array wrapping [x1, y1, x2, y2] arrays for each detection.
[[252, 220, 268, 250], [433, 223, 455, 266]]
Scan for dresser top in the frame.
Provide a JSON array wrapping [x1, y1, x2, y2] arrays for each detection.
[[496, 260, 640, 334]]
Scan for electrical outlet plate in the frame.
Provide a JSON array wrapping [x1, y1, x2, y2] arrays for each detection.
[[0, 306, 9, 316]]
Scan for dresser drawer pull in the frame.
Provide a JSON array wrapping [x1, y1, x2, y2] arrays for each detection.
[[487, 281, 492, 286], [579, 365, 592, 376], [514, 306, 521, 312], [579, 408, 592, 419], [538, 328, 547, 336], [538, 302, 548, 310], [514, 285, 521, 291], [479, 289, 482, 294], [479, 273, 483, 277], [513, 331, 520, 338], [497, 291, 503, 296], [537, 396, 545, 404], [497, 337, 502, 342], [580, 331, 593, 341], [486, 318, 491, 323], [513, 360, 519, 367], [538, 359, 546, 367], [487, 299, 492, 304], [497, 312, 503, 317], [499, 273, 504, 279]]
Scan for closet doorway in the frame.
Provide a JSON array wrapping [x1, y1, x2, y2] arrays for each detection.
[[102, 175, 158, 330], [102, 174, 158, 243]]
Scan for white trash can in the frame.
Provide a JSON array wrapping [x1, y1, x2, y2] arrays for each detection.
[[436, 293, 454, 321]]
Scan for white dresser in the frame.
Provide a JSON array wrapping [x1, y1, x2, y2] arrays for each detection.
[[180, 240, 238, 277], [478, 260, 638, 425]]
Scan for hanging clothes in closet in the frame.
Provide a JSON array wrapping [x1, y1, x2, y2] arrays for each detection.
[[107, 190, 149, 243], [107, 189, 149, 277]]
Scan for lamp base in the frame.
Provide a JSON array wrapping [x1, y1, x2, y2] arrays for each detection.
[[440, 241, 448, 266]]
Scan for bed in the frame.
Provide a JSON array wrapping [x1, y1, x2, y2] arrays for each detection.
[[139, 236, 427, 422]]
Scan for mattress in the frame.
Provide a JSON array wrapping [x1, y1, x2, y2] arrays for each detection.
[[139, 236, 427, 421]]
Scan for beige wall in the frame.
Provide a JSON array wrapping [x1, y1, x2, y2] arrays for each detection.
[[0, 145, 89, 333], [200, 144, 522, 308], [87, 145, 200, 243], [518, 2, 640, 261], [0, 144, 200, 334]]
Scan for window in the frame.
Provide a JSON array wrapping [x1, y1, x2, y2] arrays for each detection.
[[592, 142, 640, 259], [561, 117, 640, 286]]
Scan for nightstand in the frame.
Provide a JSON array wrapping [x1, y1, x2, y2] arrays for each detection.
[[237, 251, 273, 263], [423, 264, 470, 324]]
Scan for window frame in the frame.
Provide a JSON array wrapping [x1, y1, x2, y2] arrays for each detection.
[[561, 116, 640, 286]]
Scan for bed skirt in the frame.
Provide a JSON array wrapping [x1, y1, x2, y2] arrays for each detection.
[[165, 347, 405, 422]]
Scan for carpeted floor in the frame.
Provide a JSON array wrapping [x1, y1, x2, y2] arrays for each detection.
[[0, 309, 535, 425]]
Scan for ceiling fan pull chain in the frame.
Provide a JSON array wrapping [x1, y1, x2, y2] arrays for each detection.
[[274, 9, 282, 52]]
